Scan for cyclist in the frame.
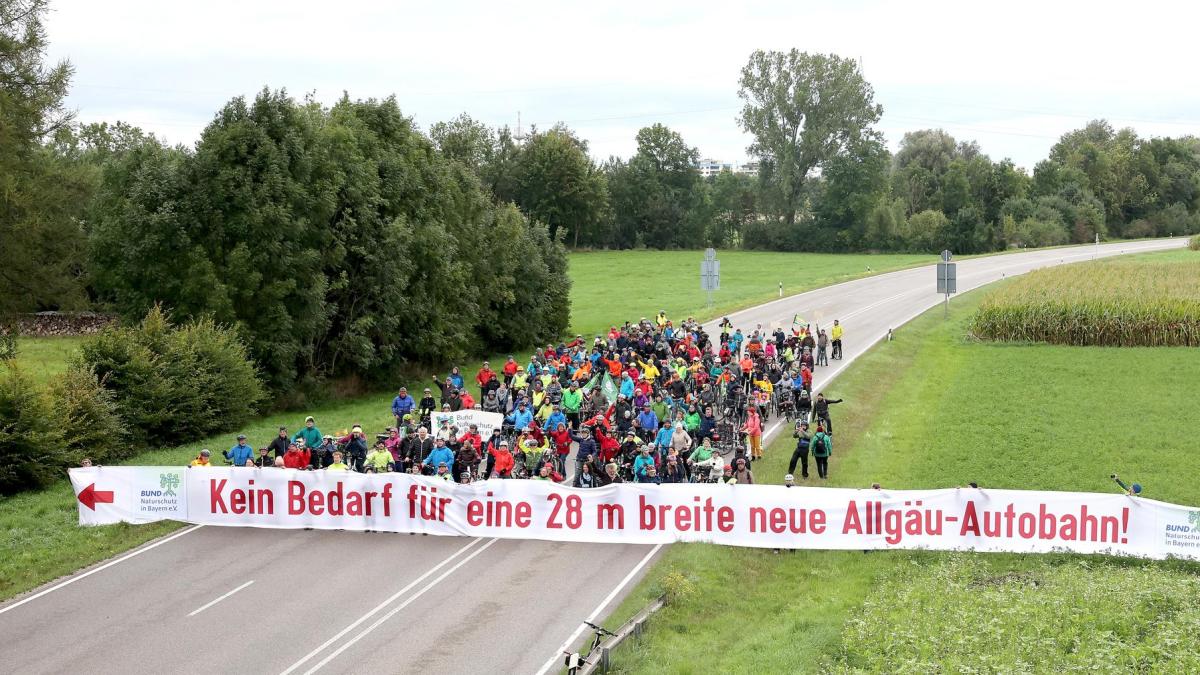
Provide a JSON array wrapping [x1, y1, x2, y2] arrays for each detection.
[[831, 320, 843, 359]]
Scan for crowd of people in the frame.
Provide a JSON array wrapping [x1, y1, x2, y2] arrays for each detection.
[[187, 312, 846, 486]]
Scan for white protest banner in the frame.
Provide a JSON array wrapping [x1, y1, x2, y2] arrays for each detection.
[[70, 467, 1200, 561], [429, 409, 504, 438]]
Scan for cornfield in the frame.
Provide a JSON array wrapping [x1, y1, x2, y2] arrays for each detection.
[[970, 260, 1200, 346]]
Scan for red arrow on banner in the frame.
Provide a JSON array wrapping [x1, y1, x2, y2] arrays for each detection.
[[78, 483, 115, 510]]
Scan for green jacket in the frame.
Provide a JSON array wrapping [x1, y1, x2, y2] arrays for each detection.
[[366, 449, 392, 471], [293, 425, 322, 450], [561, 388, 583, 413], [651, 402, 669, 423], [685, 411, 701, 432], [811, 432, 832, 458]]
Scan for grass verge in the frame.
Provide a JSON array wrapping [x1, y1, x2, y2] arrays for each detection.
[[1, 336, 85, 387], [567, 250, 931, 336], [602, 266, 1200, 672]]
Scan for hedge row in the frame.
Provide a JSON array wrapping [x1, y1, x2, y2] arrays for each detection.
[[0, 307, 262, 495]]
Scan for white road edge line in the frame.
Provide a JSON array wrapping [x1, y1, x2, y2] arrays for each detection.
[[279, 536, 487, 675], [533, 543, 665, 675], [0, 524, 206, 616], [187, 580, 254, 617], [297, 538, 501, 675]]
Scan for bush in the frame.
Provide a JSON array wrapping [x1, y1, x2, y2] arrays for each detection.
[[76, 306, 264, 447], [49, 366, 127, 466], [0, 369, 68, 495], [1189, 234, 1200, 251]]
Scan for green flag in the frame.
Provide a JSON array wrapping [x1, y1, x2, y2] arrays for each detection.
[[601, 373, 619, 402], [582, 373, 601, 394]]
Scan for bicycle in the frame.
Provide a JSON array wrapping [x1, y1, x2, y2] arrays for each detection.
[[563, 621, 617, 674]]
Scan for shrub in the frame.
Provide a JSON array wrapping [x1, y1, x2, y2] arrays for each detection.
[[76, 316, 177, 445], [49, 366, 128, 466], [970, 259, 1200, 346], [76, 306, 264, 447], [1189, 234, 1200, 251], [0, 369, 67, 495]]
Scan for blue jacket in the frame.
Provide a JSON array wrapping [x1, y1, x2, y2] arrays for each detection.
[[507, 408, 534, 430], [543, 411, 567, 432], [637, 410, 659, 433], [633, 454, 656, 481], [391, 394, 415, 416], [570, 432, 597, 460], [620, 376, 634, 399], [423, 446, 455, 468], [448, 373, 464, 389], [225, 443, 254, 466], [654, 426, 674, 452]]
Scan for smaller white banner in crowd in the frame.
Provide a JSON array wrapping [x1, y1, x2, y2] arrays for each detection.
[[68, 467, 1200, 561], [429, 409, 503, 437]]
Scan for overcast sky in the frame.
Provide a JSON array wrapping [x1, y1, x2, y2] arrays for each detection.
[[45, 0, 1200, 171]]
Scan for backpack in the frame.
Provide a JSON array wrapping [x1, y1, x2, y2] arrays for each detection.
[[814, 434, 830, 457]]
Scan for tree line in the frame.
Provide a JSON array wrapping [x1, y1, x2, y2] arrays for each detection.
[[2, 1, 568, 395], [431, 51, 1200, 254]]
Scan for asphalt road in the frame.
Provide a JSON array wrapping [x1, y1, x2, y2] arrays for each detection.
[[0, 237, 1184, 675]]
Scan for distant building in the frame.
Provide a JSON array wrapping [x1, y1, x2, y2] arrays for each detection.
[[695, 159, 760, 179], [734, 161, 760, 176], [696, 158, 733, 178]]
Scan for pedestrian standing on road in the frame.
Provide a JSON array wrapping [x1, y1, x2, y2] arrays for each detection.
[[662, 454, 686, 483], [732, 456, 754, 485], [816, 330, 829, 367], [789, 421, 812, 479], [573, 461, 599, 488], [831, 320, 844, 359], [225, 434, 254, 467], [742, 407, 763, 461], [812, 392, 843, 434], [293, 416, 322, 451], [811, 425, 832, 480], [268, 427, 290, 459]]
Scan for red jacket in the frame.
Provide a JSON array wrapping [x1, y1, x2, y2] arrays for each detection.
[[283, 448, 310, 469], [549, 428, 573, 455], [594, 427, 620, 462], [503, 361, 519, 376], [457, 432, 482, 451], [493, 448, 515, 476], [476, 368, 495, 387]]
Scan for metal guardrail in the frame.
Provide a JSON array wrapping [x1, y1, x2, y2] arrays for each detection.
[[565, 594, 667, 675]]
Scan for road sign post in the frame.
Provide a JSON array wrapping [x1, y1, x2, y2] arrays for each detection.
[[700, 248, 720, 309], [936, 250, 956, 318]]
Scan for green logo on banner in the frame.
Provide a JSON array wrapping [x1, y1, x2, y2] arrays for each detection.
[[160, 472, 181, 497]]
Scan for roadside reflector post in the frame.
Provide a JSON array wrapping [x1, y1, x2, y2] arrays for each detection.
[[937, 250, 956, 319]]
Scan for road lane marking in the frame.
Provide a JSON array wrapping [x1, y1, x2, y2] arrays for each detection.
[[279, 536, 487, 675], [534, 543, 664, 675], [296, 538, 501, 675], [0, 524, 205, 617], [187, 580, 254, 617]]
